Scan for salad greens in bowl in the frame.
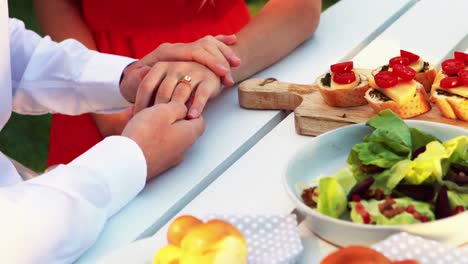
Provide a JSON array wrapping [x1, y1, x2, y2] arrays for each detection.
[[284, 110, 468, 246]]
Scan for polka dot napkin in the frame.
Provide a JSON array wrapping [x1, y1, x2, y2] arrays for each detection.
[[202, 214, 303, 264], [372, 232, 468, 264]]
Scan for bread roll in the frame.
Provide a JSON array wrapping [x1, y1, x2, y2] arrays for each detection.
[[154, 216, 248, 264]]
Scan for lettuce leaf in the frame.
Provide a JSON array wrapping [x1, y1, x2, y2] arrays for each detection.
[[373, 159, 411, 193], [333, 167, 356, 195], [347, 150, 368, 182], [349, 198, 434, 225], [441, 136, 468, 176], [351, 142, 409, 169], [442, 180, 468, 194], [347, 110, 411, 179], [316, 177, 347, 219], [366, 109, 412, 148], [405, 141, 448, 185], [410, 128, 440, 151], [402, 136, 467, 186], [447, 191, 468, 209]]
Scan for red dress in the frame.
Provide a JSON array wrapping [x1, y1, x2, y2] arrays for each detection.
[[47, 0, 251, 167]]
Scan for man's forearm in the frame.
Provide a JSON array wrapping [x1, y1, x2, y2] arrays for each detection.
[[0, 136, 146, 263], [10, 19, 134, 115], [232, 0, 321, 82]]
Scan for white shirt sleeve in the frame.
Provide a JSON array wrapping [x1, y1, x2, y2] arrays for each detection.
[[0, 136, 147, 264], [9, 18, 136, 115]]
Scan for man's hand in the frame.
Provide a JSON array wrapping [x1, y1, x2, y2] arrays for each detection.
[[120, 35, 240, 104], [122, 102, 205, 179]]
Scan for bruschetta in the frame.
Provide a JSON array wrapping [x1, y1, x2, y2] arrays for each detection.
[[372, 50, 437, 93], [431, 51, 468, 121], [315, 61, 371, 107], [365, 64, 431, 118]]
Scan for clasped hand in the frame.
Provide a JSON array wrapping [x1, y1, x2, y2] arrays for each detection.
[[120, 34, 239, 119], [119, 35, 239, 179]]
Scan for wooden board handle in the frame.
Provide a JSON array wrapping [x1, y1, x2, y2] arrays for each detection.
[[238, 78, 318, 110]]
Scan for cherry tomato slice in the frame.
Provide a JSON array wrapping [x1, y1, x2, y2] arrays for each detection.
[[458, 70, 468, 86], [400, 50, 420, 63], [392, 64, 416, 81], [333, 71, 357, 84], [442, 59, 464, 75], [374, 71, 398, 88], [440, 76, 462, 89], [389, 56, 410, 67], [454, 51, 468, 64], [330, 61, 353, 73]]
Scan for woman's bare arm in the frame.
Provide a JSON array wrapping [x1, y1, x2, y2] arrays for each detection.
[[34, 0, 130, 137], [34, 0, 97, 49], [231, 0, 321, 82]]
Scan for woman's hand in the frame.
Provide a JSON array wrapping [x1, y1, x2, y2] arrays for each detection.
[[133, 61, 222, 119], [127, 35, 240, 88]]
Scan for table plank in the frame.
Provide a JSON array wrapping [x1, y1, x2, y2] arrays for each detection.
[[140, 0, 468, 262], [97, 114, 319, 263], [78, 0, 415, 262]]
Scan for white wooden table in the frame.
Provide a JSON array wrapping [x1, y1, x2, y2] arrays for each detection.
[[81, 0, 468, 262]]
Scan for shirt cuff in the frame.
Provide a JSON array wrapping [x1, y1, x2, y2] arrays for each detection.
[[69, 136, 147, 216], [29, 136, 147, 218], [79, 52, 136, 113]]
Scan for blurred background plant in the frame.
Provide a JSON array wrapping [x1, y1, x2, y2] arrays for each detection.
[[3, 0, 338, 172]]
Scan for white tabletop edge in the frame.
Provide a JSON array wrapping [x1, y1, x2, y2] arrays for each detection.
[[136, 110, 289, 239]]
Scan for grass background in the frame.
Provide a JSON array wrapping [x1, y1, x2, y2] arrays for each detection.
[[3, 0, 337, 172]]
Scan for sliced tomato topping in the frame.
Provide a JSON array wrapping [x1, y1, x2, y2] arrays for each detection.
[[442, 59, 464, 75], [333, 71, 356, 85], [389, 56, 410, 67], [374, 71, 398, 88], [392, 64, 416, 81], [330, 61, 353, 73], [458, 69, 468, 86], [454, 51, 468, 64], [440, 76, 462, 89], [400, 49, 420, 63]]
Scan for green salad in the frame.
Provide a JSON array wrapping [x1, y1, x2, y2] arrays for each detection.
[[301, 110, 468, 225]]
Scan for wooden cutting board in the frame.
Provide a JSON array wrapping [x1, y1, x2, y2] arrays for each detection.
[[238, 78, 468, 136]]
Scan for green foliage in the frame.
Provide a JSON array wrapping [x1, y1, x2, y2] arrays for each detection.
[[0, 114, 50, 172], [8, 0, 39, 32], [248, 0, 338, 15]]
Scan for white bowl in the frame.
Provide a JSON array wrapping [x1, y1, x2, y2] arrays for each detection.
[[283, 120, 468, 246]]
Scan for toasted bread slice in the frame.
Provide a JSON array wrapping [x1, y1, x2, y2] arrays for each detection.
[[315, 71, 370, 107], [429, 69, 447, 97], [415, 66, 437, 93], [364, 82, 431, 118], [432, 90, 468, 121]]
